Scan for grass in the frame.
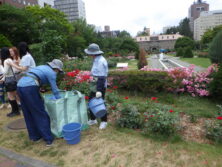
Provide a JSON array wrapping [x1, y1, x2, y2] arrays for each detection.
[[180, 57, 211, 68], [0, 92, 221, 167]]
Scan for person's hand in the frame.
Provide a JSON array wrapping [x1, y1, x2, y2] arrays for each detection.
[[96, 91, 102, 98], [48, 96, 56, 100]]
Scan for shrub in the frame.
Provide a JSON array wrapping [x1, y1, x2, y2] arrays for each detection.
[[176, 48, 184, 57], [108, 70, 171, 94], [209, 65, 222, 99], [209, 30, 222, 64], [29, 43, 43, 65], [205, 119, 222, 143], [137, 48, 148, 69], [143, 100, 179, 136], [197, 52, 209, 58], [183, 47, 193, 58], [116, 104, 143, 129], [63, 57, 91, 72], [175, 37, 195, 50], [0, 34, 12, 48]]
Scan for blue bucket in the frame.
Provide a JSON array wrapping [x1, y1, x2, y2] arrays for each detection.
[[64, 134, 81, 145], [62, 123, 81, 140], [88, 98, 106, 118]]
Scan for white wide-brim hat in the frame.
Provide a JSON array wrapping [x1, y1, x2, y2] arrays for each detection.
[[47, 59, 63, 72], [84, 43, 104, 55]]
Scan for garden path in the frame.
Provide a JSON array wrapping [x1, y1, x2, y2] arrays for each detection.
[[148, 55, 206, 72]]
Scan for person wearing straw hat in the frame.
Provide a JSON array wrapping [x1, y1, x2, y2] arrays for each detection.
[[17, 59, 63, 146], [84, 43, 108, 130]]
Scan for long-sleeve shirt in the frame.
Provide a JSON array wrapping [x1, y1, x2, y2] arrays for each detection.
[[17, 65, 60, 99], [91, 55, 108, 77], [91, 55, 108, 91]]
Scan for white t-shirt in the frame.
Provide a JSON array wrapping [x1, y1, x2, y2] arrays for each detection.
[[19, 52, 36, 71], [0, 58, 14, 81]]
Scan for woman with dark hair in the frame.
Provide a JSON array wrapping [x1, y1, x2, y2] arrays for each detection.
[[9, 42, 36, 72], [0, 47, 20, 117]]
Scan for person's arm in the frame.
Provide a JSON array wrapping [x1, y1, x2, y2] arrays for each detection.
[[48, 75, 61, 99], [8, 62, 28, 71]]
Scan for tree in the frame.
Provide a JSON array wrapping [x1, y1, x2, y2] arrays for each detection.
[[201, 25, 222, 44], [175, 37, 195, 50], [0, 34, 12, 48], [178, 18, 193, 38], [183, 47, 193, 58], [137, 48, 148, 69], [67, 35, 86, 58], [118, 30, 131, 38], [176, 48, 184, 57], [0, 5, 38, 45], [26, 5, 72, 44], [165, 26, 179, 34], [209, 30, 222, 64]]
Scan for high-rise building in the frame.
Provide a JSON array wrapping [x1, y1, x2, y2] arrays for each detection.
[[194, 10, 222, 41], [54, 0, 86, 22], [0, 0, 37, 8], [188, 0, 209, 32]]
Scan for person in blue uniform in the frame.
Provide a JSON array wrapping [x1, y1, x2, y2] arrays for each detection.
[[17, 59, 63, 146], [84, 43, 108, 130]]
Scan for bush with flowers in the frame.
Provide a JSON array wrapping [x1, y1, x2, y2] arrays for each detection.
[[142, 97, 179, 136], [59, 69, 93, 95], [205, 116, 222, 143], [141, 64, 218, 97]]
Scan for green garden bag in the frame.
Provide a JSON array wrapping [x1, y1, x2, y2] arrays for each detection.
[[43, 90, 88, 138]]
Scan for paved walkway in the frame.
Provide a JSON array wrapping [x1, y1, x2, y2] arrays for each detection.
[[148, 55, 206, 72], [0, 147, 56, 167]]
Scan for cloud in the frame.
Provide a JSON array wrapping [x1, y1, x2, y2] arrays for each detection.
[[84, 0, 222, 36]]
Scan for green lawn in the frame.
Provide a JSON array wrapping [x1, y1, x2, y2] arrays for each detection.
[[180, 57, 211, 68]]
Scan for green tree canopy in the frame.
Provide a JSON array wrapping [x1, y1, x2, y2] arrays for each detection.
[[209, 30, 222, 64], [175, 37, 195, 50], [201, 25, 222, 44], [0, 5, 38, 45], [0, 34, 12, 48]]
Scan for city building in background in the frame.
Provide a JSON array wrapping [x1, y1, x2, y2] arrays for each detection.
[[163, 26, 173, 34], [54, 0, 86, 22], [194, 10, 222, 41], [38, 0, 54, 7], [0, 0, 37, 7], [99, 25, 120, 38], [188, 0, 209, 32], [136, 33, 183, 52]]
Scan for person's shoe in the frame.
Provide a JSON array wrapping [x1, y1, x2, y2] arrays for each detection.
[[99, 122, 107, 130], [7, 111, 20, 117], [46, 141, 53, 147], [31, 138, 42, 143], [88, 119, 98, 126]]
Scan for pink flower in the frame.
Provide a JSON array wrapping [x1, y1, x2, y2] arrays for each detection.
[[169, 109, 174, 113], [216, 116, 222, 120]]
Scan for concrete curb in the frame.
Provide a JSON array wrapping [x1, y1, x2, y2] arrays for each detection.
[[0, 147, 57, 167]]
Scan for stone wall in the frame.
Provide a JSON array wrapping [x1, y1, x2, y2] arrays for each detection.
[[137, 40, 176, 52]]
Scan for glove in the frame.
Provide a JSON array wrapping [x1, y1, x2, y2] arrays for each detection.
[[48, 96, 56, 100], [96, 91, 102, 98]]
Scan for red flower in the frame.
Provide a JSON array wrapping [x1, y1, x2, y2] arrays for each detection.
[[111, 106, 116, 110], [151, 97, 157, 101], [150, 115, 154, 117], [216, 116, 222, 120], [169, 109, 174, 113], [85, 96, 89, 100], [113, 86, 118, 89], [124, 96, 129, 100]]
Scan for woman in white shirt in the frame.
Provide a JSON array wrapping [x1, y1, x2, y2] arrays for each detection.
[[9, 42, 36, 72], [9, 47, 21, 80], [0, 47, 20, 117]]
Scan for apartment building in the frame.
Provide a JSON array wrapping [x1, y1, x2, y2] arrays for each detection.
[[0, 0, 37, 8], [54, 0, 86, 22], [188, 0, 209, 32], [194, 10, 222, 41]]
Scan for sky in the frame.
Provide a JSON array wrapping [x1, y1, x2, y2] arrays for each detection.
[[83, 0, 222, 37]]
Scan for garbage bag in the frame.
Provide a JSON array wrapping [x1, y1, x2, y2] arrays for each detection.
[[43, 90, 88, 138]]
